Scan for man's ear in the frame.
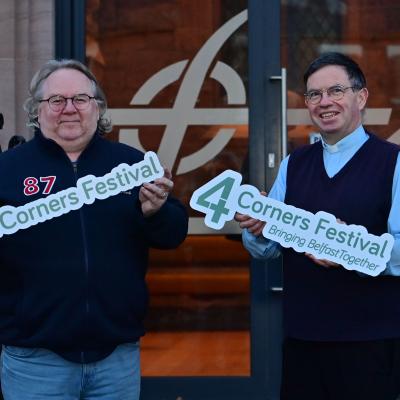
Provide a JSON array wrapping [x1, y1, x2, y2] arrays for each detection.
[[37, 105, 42, 126], [95, 103, 100, 121], [358, 87, 369, 110]]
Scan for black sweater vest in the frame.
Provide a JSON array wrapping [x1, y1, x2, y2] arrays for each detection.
[[283, 133, 400, 341]]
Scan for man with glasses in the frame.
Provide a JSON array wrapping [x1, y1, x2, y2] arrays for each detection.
[[0, 60, 188, 399], [236, 52, 400, 399]]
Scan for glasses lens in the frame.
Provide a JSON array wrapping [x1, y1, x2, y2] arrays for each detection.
[[73, 94, 91, 110], [48, 96, 66, 111], [328, 87, 345, 101], [306, 91, 321, 104]]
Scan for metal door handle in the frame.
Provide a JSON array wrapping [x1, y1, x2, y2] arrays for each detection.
[[270, 68, 288, 160]]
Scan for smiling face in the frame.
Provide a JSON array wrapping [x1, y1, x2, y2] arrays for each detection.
[[37, 68, 99, 160], [305, 65, 368, 144]]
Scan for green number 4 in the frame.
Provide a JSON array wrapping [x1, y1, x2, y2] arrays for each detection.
[[190, 170, 242, 229]]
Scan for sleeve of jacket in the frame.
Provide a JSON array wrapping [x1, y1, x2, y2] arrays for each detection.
[[141, 196, 188, 249]]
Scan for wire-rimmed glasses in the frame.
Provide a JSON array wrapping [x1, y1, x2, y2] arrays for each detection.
[[39, 94, 95, 112], [304, 85, 359, 105]]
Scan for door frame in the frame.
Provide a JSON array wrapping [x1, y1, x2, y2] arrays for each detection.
[[54, 0, 283, 398]]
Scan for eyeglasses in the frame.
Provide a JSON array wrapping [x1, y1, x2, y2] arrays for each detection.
[[39, 94, 95, 112], [304, 85, 359, 105]]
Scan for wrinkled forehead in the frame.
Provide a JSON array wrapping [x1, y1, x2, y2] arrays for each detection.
[[40, 68, 95, 97]]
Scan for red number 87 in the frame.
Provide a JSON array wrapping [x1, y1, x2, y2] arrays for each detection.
[[23, 176, 56, 196]]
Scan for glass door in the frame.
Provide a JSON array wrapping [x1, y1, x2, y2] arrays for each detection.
[[86, 0, 251, 377], [81, 1, 282, 399]]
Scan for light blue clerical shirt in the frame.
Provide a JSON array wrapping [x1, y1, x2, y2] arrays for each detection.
[[242, 125, 400, 276]]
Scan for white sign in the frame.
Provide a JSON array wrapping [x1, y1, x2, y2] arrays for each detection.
[[190, 170, 394, 276], [0, 152, 163, 237]]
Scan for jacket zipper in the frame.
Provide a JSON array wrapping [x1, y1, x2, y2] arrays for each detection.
[[73, 162, 90, 364]]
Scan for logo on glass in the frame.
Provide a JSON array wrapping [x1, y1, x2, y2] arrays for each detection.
[[109, 10, 248, 175]]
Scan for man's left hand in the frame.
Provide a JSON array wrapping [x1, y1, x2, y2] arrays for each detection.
[[305, 253, 341, 269], [139, 167, 173, 217], [305, 218, 346, 269]]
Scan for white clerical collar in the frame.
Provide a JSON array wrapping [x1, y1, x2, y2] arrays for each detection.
[[321, 126, 368, 154]]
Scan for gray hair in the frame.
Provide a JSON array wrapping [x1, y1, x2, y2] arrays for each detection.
[[24, 59, 112, 134]]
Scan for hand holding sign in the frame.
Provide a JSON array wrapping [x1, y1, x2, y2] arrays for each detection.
[[235, 212, 266, 237], [235, 190, 267, 237], [190, 170, 394, 277], [140, 166, 173, 217]]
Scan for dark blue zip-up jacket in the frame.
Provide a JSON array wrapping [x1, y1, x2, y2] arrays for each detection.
[[0, 131, 188, 362]]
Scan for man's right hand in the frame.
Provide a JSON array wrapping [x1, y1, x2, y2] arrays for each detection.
[[234, 213, 266, 237], [234, 190, 267, 236]]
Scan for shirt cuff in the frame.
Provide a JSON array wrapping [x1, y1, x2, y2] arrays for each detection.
[[242, 229, 281, 259]]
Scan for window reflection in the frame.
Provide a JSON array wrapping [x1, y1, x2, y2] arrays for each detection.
[[282, 0, 400, 150]]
